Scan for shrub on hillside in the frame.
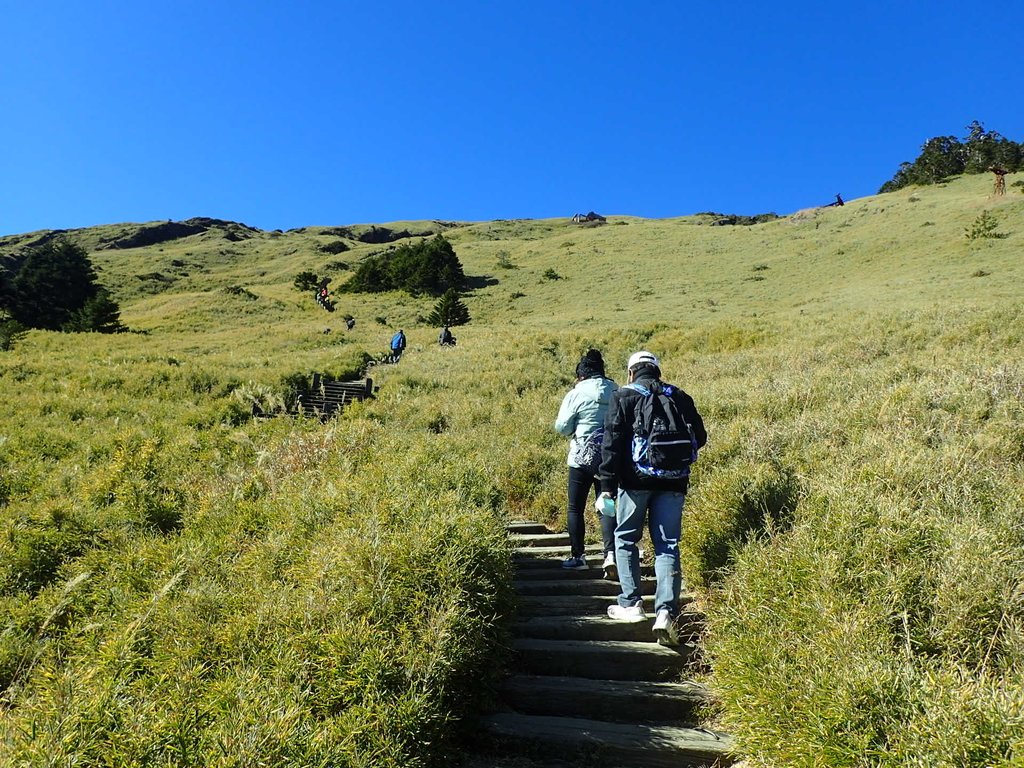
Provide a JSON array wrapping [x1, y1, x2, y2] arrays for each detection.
[[0, 511, 91, 596], [965, 210, 1005, 241], [339, 235, 466, 297], [294, 270, 320, 292], [62, 289, 126, 333], [223, 285, 258, 300], [880, 121, 1023, 193], [0, 319, 27, 351], [86, 434, 186, 534], [318, 240, 350, 255], [426, 289, 471, 327], [0, 239, 124, 333]]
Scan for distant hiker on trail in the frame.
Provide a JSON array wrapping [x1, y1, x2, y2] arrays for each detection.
[[390, 329, 407, 362], [438, 326, 456, 346], [554, 349, 619, 576], [598, 351, 706, 646], [315, 283, 335, 312]]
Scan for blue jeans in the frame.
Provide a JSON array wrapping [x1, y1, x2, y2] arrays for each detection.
[[614, 489, 685, 615]]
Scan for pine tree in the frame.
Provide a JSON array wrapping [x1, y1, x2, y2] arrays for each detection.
[[64, 289, 126, 333], [427, 288, 470, 327], [1, 239, 123, 332]]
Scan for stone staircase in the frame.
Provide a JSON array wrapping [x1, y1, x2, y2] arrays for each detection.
[[473, 521, 734, 767]]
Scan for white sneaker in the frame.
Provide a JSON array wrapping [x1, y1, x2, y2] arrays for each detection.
[[653, 609, 679, 646], [602, 552, 618, 581], [607, 604, 646, 622]]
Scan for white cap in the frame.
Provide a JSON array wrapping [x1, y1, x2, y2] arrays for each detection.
[[627, 350, 660, 370]]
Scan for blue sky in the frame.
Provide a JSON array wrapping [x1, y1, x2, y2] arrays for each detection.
[[3, 1, 1022, 234]]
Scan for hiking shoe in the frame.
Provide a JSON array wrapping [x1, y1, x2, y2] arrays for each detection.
[[607, 604, 646, 622], [602, 552, 618, 581], [561, 555, 588, 571], [653, 608, 679, 646]]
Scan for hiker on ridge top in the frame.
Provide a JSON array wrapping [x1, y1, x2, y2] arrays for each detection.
[[598, 351, 706, 645], [554, 349, 619, 577]]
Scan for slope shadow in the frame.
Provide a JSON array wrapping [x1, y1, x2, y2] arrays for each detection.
[[465, 275, 500, 291]]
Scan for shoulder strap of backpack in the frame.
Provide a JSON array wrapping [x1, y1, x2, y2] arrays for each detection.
[[623, 382, 651, 396]]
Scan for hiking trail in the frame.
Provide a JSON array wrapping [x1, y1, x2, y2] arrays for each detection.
[[468, 520, 735, 767]]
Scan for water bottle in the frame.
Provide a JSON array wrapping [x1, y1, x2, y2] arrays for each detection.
[[596, 493, 616, 518]]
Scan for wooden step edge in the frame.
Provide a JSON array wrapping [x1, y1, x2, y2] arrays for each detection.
[[483, 712, 736, 766]]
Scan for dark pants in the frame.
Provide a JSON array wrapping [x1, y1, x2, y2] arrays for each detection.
[[567, 466, 616, 558]]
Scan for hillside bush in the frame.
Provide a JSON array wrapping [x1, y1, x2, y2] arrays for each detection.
[[319, 240, 350, 254], [63, 289, 126, 333], [293, 270, 320, 291], [881, 121, 1023, 193], [0, 239, 123, 333], [0, 319, 27, 351], [965, 210, 1005, 241], [681, 459, 800, 588], [339, 235, 466, 297], [426, 289, 471, 327]]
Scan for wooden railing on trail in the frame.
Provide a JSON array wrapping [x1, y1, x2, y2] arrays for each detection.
[[295, 374, 377, 419]]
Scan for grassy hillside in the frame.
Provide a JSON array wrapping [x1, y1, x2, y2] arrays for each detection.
[[1, 173, 1022, 766]]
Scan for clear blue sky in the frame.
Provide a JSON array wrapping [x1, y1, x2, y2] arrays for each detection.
[[3, 1, 1022, 234]]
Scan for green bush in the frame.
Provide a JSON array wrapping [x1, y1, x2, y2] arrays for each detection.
[[339, 235, 466, 297], [0, 506, 92, 596], [426, 288, 471, 327], [87, 434, 186, 533], [318, 240, 350, 255], [1, 239, 123, 332], [293, 270, 320, 291], [0, 319, 27, 351], [965, 210, 1005, 241]]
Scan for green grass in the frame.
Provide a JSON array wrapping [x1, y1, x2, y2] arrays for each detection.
[[1, 172, 1023, 765]]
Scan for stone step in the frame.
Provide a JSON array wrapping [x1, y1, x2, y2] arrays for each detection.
[[513, 638, 694, 682], [509, 532, 571, 547], [512, 612, 704, 643], [482, 712, 734, 767], [514, 577, 655, 597], [516, 593, 695, 618], [513, 544, 602, 559], [514, 563, 656, 579], [499, 674, 712, 725], [505, 521, 550, 535], [516, 594, 620, 617]]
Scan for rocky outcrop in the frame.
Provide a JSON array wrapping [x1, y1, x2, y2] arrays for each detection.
[[97, 218, 260, 250]]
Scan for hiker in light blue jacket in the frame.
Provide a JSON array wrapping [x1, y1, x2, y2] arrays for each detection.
[[554, 349, 619, 576]]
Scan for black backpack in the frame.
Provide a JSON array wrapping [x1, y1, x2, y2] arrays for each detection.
[[625, 382, 697, 480]]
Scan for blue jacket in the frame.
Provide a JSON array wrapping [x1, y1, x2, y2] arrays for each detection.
[[554, 376, 619, 468]]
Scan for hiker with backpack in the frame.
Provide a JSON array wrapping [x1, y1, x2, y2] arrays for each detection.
[[390, 329, 407, 362], [438, 326, 456, 346], [598, 351, 706, 645], [554, 349, 619, 576]]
